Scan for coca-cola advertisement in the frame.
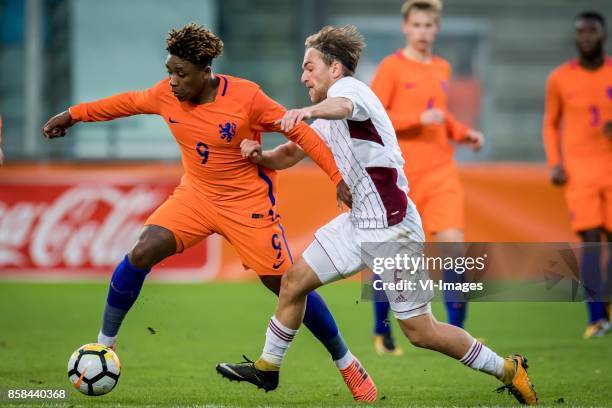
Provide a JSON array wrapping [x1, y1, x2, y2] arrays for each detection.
[[0, 167, 220, 281]]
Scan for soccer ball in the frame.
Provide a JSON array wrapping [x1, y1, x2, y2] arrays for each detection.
[[67, 343, 121, 396]]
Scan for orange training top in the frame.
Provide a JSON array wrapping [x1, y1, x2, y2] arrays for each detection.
[[543, 58, 612, 174], [69, 76, 341, 217], [371, 51, 469, 177]]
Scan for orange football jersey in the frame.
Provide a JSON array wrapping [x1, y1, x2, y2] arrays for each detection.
[[543, 58, 612, 177], [69, 76, 341, 218], [371, 51, 469, 178]]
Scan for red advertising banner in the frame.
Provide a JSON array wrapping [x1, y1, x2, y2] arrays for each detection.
[[0, 162, 574, 282], [0, 165, 220, 281]]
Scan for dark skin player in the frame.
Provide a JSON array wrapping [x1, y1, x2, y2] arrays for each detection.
[[551, 15, 611, 187], [42, 53, 351, 294], [549, 14, 612, 271]]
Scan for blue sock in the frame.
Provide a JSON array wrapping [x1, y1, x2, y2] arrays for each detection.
[[372, 274, 391, 335], [445, 301, 468, 328], [303, 291, 348, 361], [581, 247, 606, 323], [101, 255, 150, 337], [443, 268, 468, 328]]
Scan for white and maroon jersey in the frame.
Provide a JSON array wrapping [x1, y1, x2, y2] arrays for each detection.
[[311, 76, 410, 229]]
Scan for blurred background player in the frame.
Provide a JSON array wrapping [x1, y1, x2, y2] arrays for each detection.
[[543, 11, 612, 338], [41, 23, 375, 398], [369, 0, 484, 352]]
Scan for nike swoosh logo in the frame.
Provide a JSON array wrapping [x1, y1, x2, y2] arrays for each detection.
[[169, 117, 180, 124], [74, 367, 87, 389], [222, 365, 244, 379], [404, 82, 416, 90], [272, 260, 286, 270]]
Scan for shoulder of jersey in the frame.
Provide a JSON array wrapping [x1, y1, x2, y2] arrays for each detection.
[[376, 51, 409, 68], [217, 74, 260, 95], [384, 52, 403, 64], [387, 51, 450, 68], [153, 78, 171, 92], [431, 55, 450, 67], [149, 77, 258, 104], [557, 59, 579, 73], [149, 78, 174, 101]]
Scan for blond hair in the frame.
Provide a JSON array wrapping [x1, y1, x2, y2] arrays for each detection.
[[401, 0, 443, 20], [305, 25, 365, 76]]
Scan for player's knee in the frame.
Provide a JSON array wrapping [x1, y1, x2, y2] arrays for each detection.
[[399, 315, 437, 349], [400, 322, 432, 348], [280, 269, 300, 300], [280, 268, 308, 300], [129, 244, 154, 270], [129, 226, 176, 270], [406, 331, 432, 349]]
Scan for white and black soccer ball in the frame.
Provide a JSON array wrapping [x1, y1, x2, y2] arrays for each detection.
[[67, 343, 121, 396]]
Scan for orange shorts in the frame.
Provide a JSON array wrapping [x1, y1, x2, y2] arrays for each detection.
[[565, 178, 612, 232], [145, 184, 292, 275], [407, 162, 465, 236]]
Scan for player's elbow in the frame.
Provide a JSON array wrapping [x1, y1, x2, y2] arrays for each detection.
[[339, 98, 353, 118], [277, 146, 305, 170]]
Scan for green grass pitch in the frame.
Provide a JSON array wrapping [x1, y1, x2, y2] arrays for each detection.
[[1, 281, 610, 407]]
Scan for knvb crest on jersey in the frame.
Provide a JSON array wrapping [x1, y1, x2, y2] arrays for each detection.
[[219, 122, 237, 143]]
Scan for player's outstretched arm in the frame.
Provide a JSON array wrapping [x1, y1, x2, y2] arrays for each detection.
[[250, 87, 342, 185], [241, 140, 306, 170], [279, 97, 353, 132], [44, 81, 165, 137]]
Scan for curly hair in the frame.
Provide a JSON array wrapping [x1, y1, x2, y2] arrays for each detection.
[[401, 0, 443, 20], [166, 23, 224, 68], [305, 25, 365, 76]]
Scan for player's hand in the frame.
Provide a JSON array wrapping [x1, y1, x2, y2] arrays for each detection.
[[240, 139, 263, 163], [603, 121, 612, 139], [420, 108, 445, 125], [464, 129, 484, 152], [42, 110, 75, 139], [336, 180, 352, 209], [278, 108, 312, 132], [550, 165, 568, 186]]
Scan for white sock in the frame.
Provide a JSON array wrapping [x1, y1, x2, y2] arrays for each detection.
[[260, 316, 298, 367], [459, 339, 505, 379], [334, 351, 354, 370], [97, 331, 117, 348]]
